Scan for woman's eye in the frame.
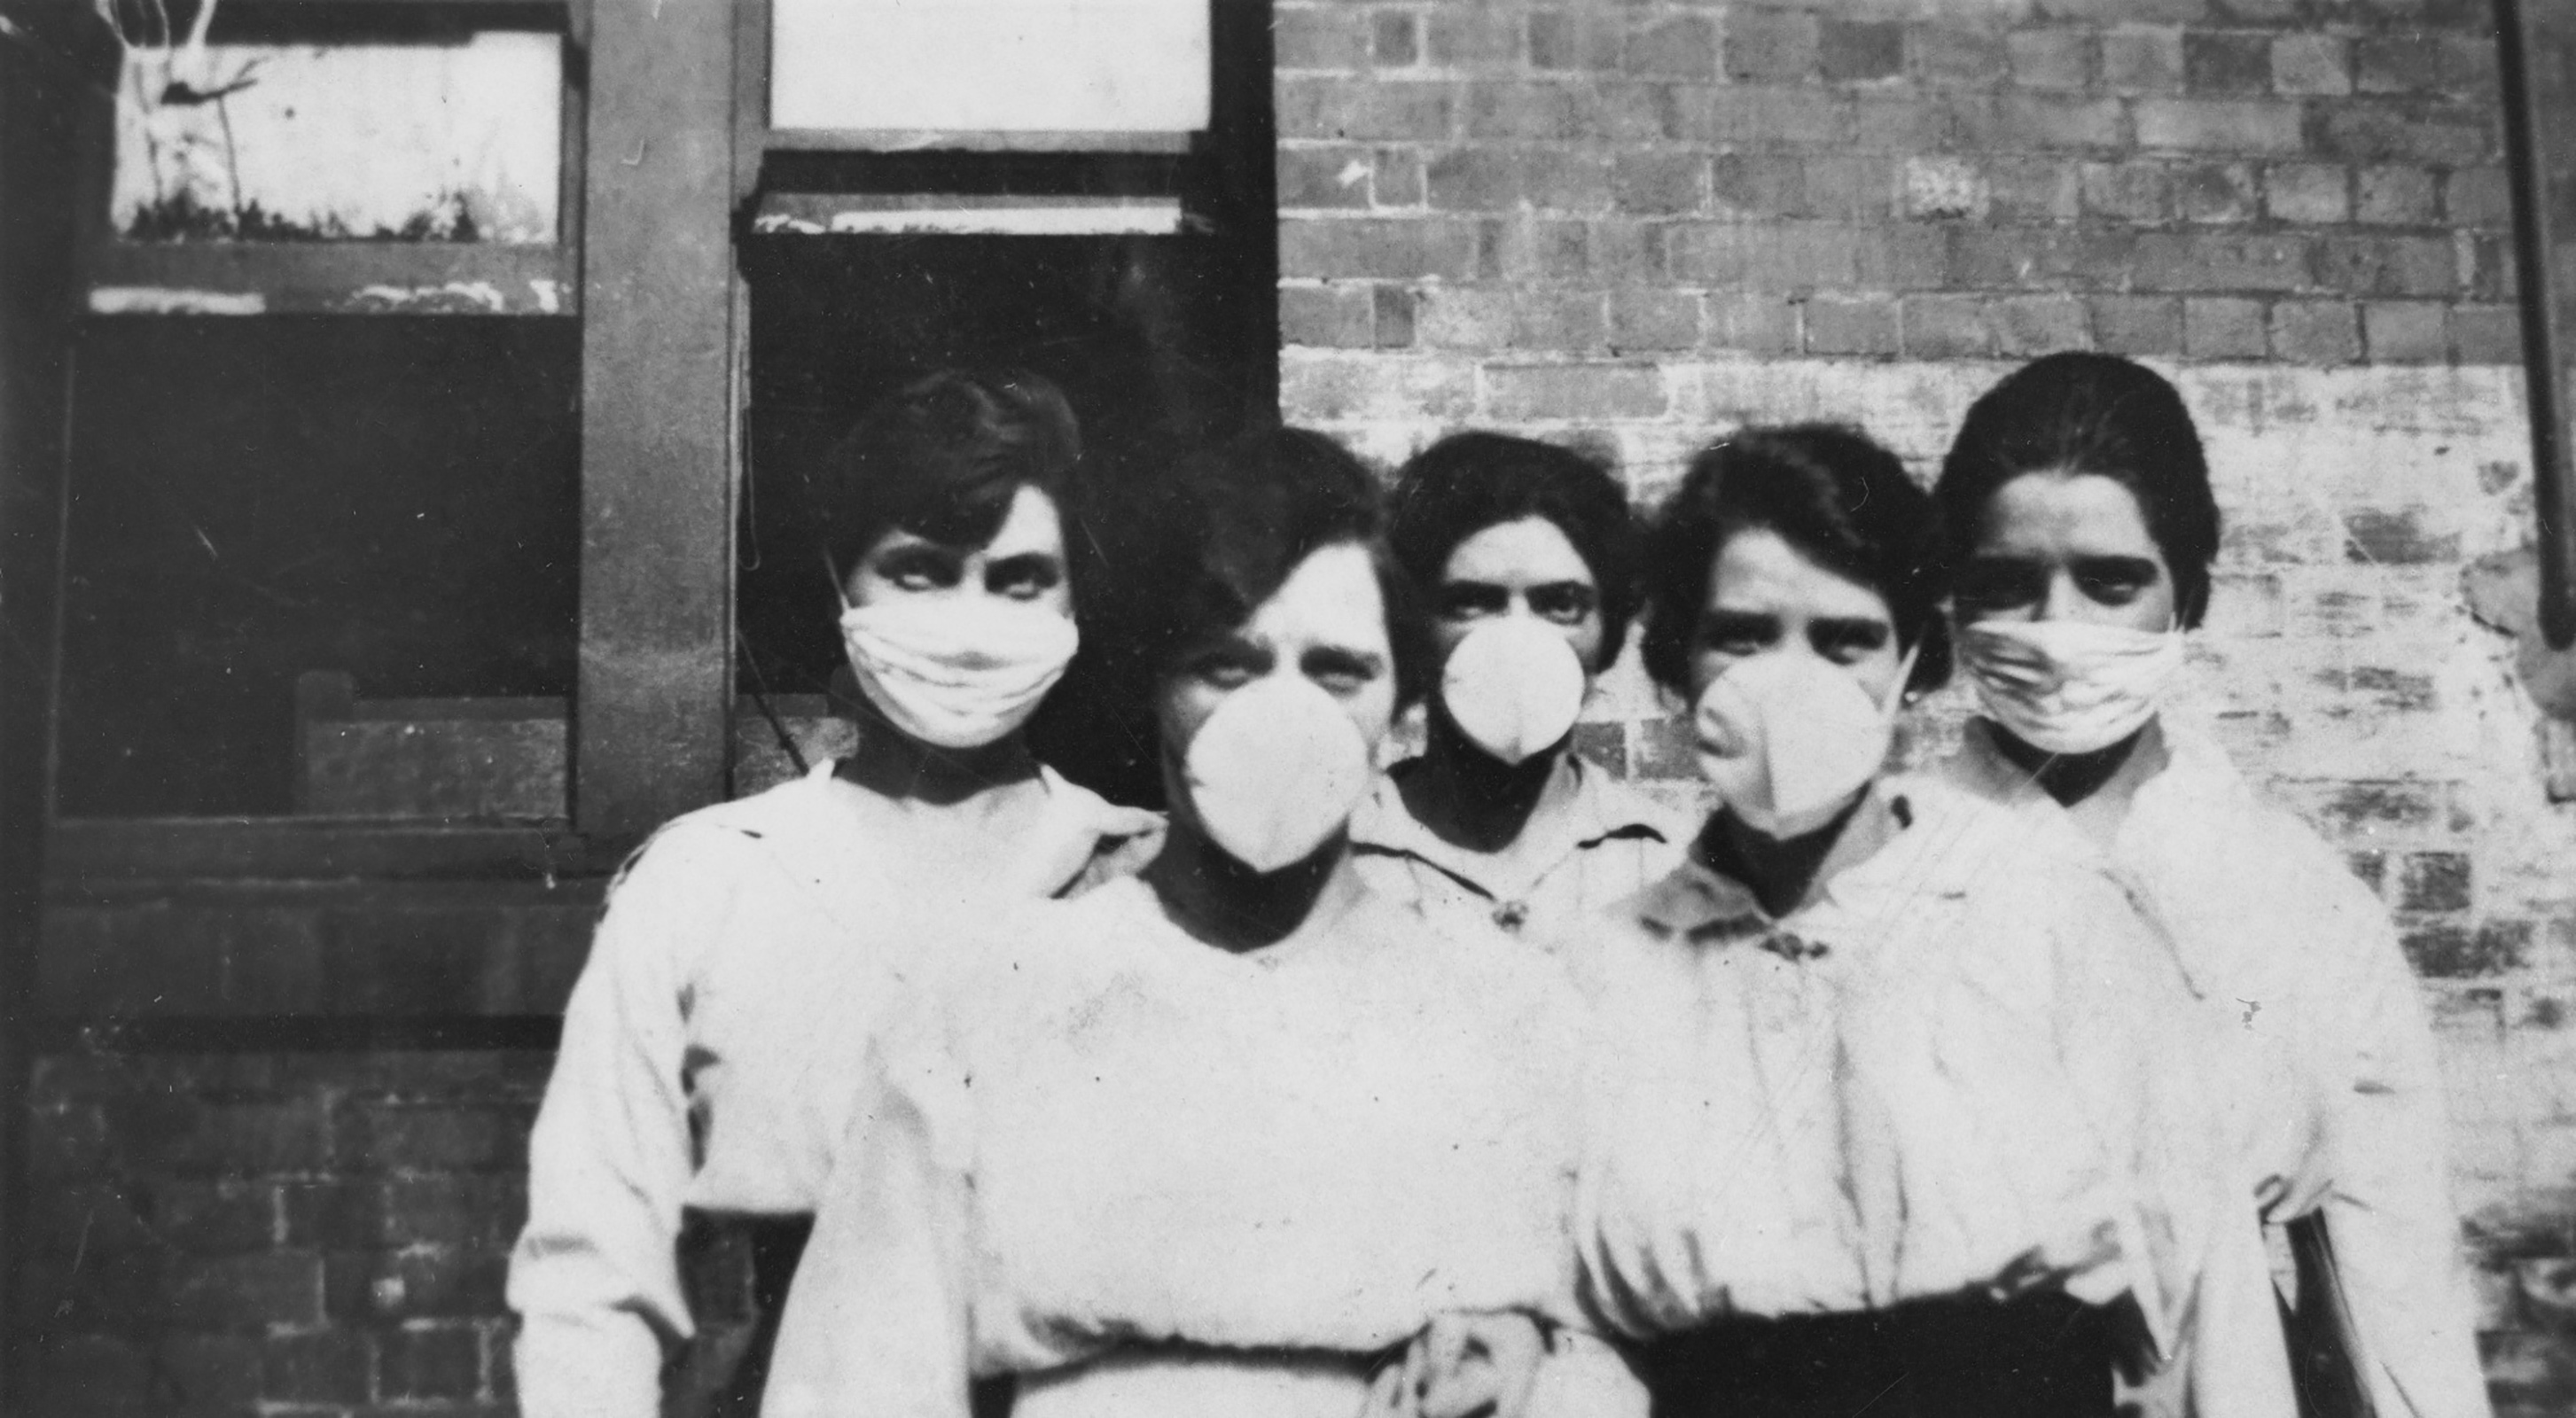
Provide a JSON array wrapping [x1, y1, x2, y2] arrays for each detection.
[[1698, 615, 1771, 655], [986, 557, 1064, 600], [2075, 572, 2150, 605], [1814, 623, 1892, 665], [1303, 650, 1380, 697], [1955, 560, 2043, 609], [874, 549, 962, 590], [1527, 584, 1597, 624], [1438, 584, 1508, 620]]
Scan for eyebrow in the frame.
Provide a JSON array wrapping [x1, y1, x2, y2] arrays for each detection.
[[1809, 616, 1891, 641], [1303, 644, 1388, 675], [984, 551, 1063, 578]]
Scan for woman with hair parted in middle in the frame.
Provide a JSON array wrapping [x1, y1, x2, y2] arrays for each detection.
[[1570, 424, 2300, 1418], [761, 427, 1645, 1418], [1350, 432, 1690, 955]]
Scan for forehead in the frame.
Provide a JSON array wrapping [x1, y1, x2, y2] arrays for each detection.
[[1972, 471, 2158, 558], [872, 484, 1065, 557], [1242, 541, 1390, 653], [1705, 527, 1891, 623], [1441, 516, 1593, 586]]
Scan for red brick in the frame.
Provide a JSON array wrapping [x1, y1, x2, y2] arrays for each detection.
[[1277, 147, 1376, 210], [2343, 507, 2462, 564], [265, 1328, 371, 1406], [2176, 161, 2258, 223], [1819, 19, 1905, 82], [340, 1101, 527, 1173], [2102, 27, 2184, 95], [2184, 297, 2270, 357], [2093, 295, 2186, 355], [1948, 227, 2137, 292], [2270, 300, 2362, 364], [327, 1246, 509, 1321], [1955, 94, 2128, 152], [1909, 26, 2006, 87], [149, 1178, 282, 1253], [2362, 300, 2449, 362], [1613, 152, 1705, 215], [128, 1096, 330, 1176], [1852, 94, 1951, 152], [2081, 160, 2172, 222], [1625, 15, 1717, 81], [2182, 30, 2271, 97], [1277, 78, 1456, 142], [1726, 10, 1819, 83], [1281, 218, 1478, 281], [171, 1250, 324, 1329], [1801, 296, 1901, 356], [2008, 28, 2095, 90], [1985, 158, 2078, 222], [1805, 156, 1897, 222], [1596, 82, 1684, 143], [1526, 13, 1618, 74], [2134, 97, 2302, 152], [1903, 155, 1989, 221], [1993, 295, 2091, 355], [2269, 33, 2350, 96], [1901, 295, 1994, 359], [158, 1333, 264, 1411], [2444, 167, 2512, 228], [2354, 34, 2494, 98], [1372, 12, 1418, 68], [2401, 919, 2526, 978], [1608, 288, 1701, 352], [2264, 162, 2350, 224], [381, 1324, 484, 1402], [1372, 286, 1415, 348], [1464, 82, 1597, 141], [1281, 285, 1370, 348], [1275, 8, 1368, 72], [1509, 291, 1607, 350], [1425, 12, 1520, 69], [29, 1334, 152, 1416], [1482, 363, 1666, 420], [1705, 292, 1800, 356], [2400, 851, 2475, 911], [2448, 303, 2522, 364], [1710, 152, 1806, 219], [2133, 232, 2311, 292], [1589, 219, 1667, 283], [2355, 165, 2439, 226], [1685, 85, 1849, 147], [2309, 102, 2496, 166], [17, 1249, 165, 1330], [2314, 233, 2456, 299]]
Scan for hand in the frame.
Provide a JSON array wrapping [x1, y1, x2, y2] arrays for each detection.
[[1360, 1311, 1547, 1418]]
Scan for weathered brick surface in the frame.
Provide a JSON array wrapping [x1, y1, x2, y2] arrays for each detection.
[[16, 1051, 546, 1414]]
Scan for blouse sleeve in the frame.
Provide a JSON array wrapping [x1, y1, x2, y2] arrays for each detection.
[[2295, 861, 2492, 1418], [507, 824, 739, 1418], [762, 1026, 978, 1418]]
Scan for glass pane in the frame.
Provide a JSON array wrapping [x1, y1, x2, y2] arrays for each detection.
[[55, 319, 582, 817], [769, 0, 1208, 133], [113, 33, 560, 243]]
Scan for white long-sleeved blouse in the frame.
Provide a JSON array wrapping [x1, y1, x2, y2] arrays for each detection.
[[1573, 779, 2299, 1418], [761, 875, 1642, 1418], [507, 760, 1161, 1418], [1939, 718, 2493, 1418]]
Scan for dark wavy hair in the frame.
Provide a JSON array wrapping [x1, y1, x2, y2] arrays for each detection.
[[1640, 425, 1950, 697], [1389, 432, 1643, 674], [1934, 353, 2220, 629], [815, 368, 1083, 580], [1049, 426, 1432, 806]]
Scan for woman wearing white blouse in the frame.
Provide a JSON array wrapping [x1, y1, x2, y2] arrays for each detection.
[[508, 372, 1160, 1418], [762, 428, 1642, 1418]]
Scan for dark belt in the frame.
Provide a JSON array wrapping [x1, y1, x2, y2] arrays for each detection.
[[1636, 1292, 2115, 1418]]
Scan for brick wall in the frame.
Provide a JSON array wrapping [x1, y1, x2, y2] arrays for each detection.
[[1278, 0, 2574, 1410]]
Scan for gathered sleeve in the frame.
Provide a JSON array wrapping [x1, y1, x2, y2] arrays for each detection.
[[762, 1027, 978, 1418], [507, 825, 740, 1418]]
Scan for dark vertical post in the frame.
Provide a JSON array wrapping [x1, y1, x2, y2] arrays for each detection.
[[575, 0, 739, 831], [0, 7, 109, 1407], [2498, 0, 2576, 649]]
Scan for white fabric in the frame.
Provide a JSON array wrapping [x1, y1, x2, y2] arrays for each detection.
[[1940, 718, 2494, 1418], [1956, 619, 2187, 757], [763, 877, 1643, 1418], [838, 595, 1079, 748], [1183, 675, 1375, 872], [506, 761, 1160, 1418], [1440, 618, 1589, 766], [1351, 752, 1689, 956], [1694, 651, 1907, 838], [1574, 780, 2298, 1415]]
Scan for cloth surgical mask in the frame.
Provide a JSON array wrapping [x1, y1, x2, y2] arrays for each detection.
[[1695, 646, 1914, 840], [1181, 675, 1374, 874], [1958, 619, 2184, 757], [837, 594, 1078, 750], [1440, 617, 1588, 767]]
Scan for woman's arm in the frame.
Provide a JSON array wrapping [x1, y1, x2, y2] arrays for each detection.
[[506, 829, 731, 1418], [762, 1038, 975, 1418]]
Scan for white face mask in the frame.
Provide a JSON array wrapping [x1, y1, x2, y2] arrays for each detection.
[[1958, 619, 2184, 757], [1179, 674, 1375, 874], [1694, 647, 1914, 840], [838, 595, 1079, 750], [1439, 617, 1588, 767]]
